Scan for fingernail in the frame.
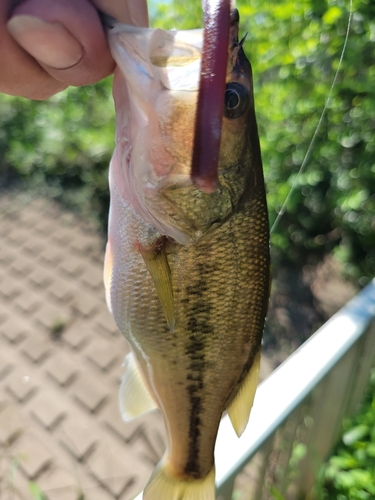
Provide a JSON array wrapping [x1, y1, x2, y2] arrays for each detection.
[[7, 15, 83, 69]]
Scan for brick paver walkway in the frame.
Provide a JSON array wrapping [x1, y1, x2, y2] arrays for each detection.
[[0, 195, 166, 500]]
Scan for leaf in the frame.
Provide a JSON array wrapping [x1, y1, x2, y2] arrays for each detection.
[[322, 7, 343, 25], [343, 425, 369, 446]]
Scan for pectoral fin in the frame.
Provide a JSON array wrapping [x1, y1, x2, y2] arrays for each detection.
[[140, 242, 175, 331], [227, 350, 261, 437], [119, 352, 157, 421]]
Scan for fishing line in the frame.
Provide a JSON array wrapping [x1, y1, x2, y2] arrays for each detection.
[[270, 0, 354, 235]]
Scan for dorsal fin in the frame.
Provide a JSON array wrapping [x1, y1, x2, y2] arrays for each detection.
[[139, 240, 175, 331], [227, 350, 261, 437]]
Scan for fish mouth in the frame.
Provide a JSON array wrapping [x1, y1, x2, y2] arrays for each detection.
[[190, 0, 233, 194]]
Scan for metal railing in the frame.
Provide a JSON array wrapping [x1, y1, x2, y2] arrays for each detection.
[[135, 279, 375, 500]]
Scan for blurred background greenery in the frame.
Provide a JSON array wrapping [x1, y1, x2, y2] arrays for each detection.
[[0, 0, 373, 285]]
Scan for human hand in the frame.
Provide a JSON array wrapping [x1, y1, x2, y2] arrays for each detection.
[[1, 0, 148, 100]]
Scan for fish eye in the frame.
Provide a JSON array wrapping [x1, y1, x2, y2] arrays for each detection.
[[224, 82, 249, 119]]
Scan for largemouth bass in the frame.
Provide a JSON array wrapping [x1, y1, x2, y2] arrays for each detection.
[[104, 9, 270, 500]]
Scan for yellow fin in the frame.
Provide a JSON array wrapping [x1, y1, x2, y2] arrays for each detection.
[[140, 243, 175, 331], [227, 350, 261, 437], [144, 460, 215, 500], [119, 353, 157, 421]]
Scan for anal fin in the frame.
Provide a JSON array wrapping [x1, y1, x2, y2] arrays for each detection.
[[139, 240, 175, 331], [119, 352, 157, 421], [227, 350, 261, 437]]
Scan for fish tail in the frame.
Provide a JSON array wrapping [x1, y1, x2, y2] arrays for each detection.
[[143, 459, 215, 500]]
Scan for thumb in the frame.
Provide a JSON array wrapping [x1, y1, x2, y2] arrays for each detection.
[[8, 0, 114, 87]]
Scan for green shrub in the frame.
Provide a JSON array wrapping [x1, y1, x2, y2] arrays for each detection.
[[322, 371, 375, 499]]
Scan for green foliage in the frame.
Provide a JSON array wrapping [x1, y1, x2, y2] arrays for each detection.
[[0, 0, 374, 283], [0, 80, 114, 233], [322, 372, 375, 499]]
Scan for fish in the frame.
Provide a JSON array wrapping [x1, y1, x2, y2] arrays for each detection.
[[103, 8, 270, 500]]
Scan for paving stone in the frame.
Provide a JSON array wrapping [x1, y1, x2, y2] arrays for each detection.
[[59, 212, 76, 227], [48, 276, 77, 303], [80, 267, 103, 291], [62, 323, 91, 351], [0, 389, 10, 411], [0, 302, 9, 325], [0, 220, 12, 238], [0, 275, 21, 300], [70, 234, 97, 256], [38, 468, 81, 500], [71, 290, 99, 318], [6, 228, 29, 247], [0, 244, 16, 266], [13, 291, 42, 315], [6, 372, 39, 403], [120, 478, 145, 500], [58, 257, 85, 278], [39, 247, 64, 267], [90, 247, 104, 264], [59, 418, 97, 461], [48, 276, 75, 304], [111, 360, 127, 386], [28, 267, 53, 289], [0, 403, 25, 445], [44, 353, 79, 388], [78, 485, 115, 500], [94, 308, 121, 338], [30, 392, 67, 431], [0, 351, 14, 380], [15, 433, 54, 480], [34, 220, 57, 237], [71, 374, 109, 415], [21, 335, 51, 364], [0, 316, 30, 345], [100, 400, 144, 444], [51, 228, 75, 246], [87, 445, 138, 498], [10, 257, 33, 278], [18, 209, 40, 229], [86, 338, 119, 372], [33, 303, 70, 333], [23, 238, 44, 256]]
